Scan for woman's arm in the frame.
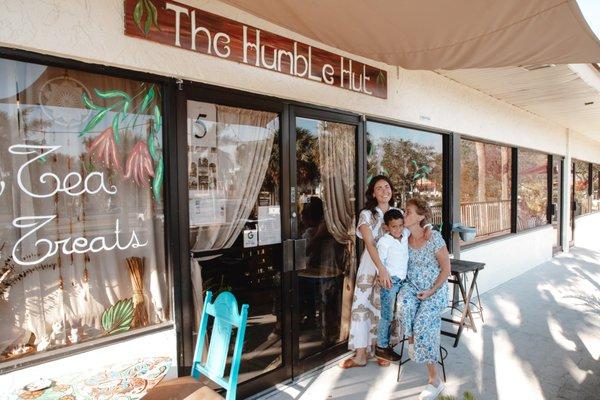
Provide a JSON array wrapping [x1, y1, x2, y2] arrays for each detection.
[[358, 223, 392, 289], [417, 245, 451, 299]]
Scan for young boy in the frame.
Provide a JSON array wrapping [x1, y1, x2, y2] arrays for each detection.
[[375, 208, 410, 362]]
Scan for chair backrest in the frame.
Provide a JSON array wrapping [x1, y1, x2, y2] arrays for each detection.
[[191, 291, 249, 400]]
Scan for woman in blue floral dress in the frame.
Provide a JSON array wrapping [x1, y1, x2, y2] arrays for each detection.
[[397, 197, 450, 400]]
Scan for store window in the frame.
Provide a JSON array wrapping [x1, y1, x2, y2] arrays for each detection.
[[517, 149, 549, 230], [574, 159, 591, 216], [0, 59, 169, 364], [366, 121, 444, 228], [591, 164, 600, 212], [460, 139, 512, 241], [187, 101, 282, 382]]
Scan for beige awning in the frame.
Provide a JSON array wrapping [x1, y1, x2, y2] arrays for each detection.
[[219, 0, 600, 69]]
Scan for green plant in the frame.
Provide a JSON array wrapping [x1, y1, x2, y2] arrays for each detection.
[[439, 391, 477, 400], [102, 298, 135, 335]]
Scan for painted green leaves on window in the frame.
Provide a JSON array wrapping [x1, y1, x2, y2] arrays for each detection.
[[153, 156, 164, 201], [81, 84, 163, 202], [101, 298, 134, 335], [133, 0, 161, 36]]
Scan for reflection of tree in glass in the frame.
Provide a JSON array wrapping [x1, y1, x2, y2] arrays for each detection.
[[295, 127, 320, 190], [460, 140, 511, 203], [574, 160, 590, 214], [518, 150, 548, 227], [367, 134, 442, 207]]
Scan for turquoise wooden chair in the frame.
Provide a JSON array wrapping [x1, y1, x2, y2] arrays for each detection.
[[144, 291, 249, 400], [192, 291, 249, 400]]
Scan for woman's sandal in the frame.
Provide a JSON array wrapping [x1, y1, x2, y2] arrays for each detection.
[[339, 358, 367, 369]]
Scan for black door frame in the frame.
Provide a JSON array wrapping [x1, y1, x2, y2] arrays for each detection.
[[550, 155, 564, 254], [178, 81, 294, 397], [288, 104, 363, 376]]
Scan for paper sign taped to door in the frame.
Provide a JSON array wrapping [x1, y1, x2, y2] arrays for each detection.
[[243, 229, 258, 248]]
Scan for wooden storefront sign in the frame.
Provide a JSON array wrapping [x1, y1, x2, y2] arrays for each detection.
[[124, 0, 387, 98]]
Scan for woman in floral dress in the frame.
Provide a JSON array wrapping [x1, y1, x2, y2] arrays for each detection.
[[397, 197, 450, 399]]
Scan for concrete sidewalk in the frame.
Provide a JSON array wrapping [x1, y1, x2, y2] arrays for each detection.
[[257, 247, 600, 400]]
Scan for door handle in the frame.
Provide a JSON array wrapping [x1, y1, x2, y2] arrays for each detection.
[[294, 238, 307, 271], [283, 239, 294, 273]]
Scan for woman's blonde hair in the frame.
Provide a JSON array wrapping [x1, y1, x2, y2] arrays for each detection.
[[406, 197, 431, 227]]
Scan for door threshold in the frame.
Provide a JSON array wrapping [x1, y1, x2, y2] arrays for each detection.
[[246, 352, 352, 400]]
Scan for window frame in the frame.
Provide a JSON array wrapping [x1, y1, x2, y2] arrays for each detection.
[[0, 46, 178, 373], [573, 158, 593, 217], [457, 134, 559, 250], [457, 136, 514, 243], [364, 115, 452, 245], [515, 147, 552, 232]]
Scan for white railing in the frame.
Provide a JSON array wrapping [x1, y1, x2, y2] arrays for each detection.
[[460, 200, 511, 237]]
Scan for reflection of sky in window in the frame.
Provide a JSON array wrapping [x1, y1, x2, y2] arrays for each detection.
[[367, 121, 442, 152], [0, 59, 47, 100], [296, 117, 318, 133], [0, 103, 159, 158]]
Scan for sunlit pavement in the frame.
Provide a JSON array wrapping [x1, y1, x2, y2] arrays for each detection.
[[255, 246, 600, 400]]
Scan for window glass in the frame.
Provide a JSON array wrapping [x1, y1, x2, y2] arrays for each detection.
[[574, 160, 590, 216], [460, 139, 512, 241], [0, 59, 168, 363], [517, 149, 549, 230], [591, 164, 600, 212], [366, 121, 443, 229], [187, 101, 282, 382]]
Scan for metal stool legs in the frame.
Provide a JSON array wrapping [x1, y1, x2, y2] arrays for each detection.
[[396, 336, 447, 383]]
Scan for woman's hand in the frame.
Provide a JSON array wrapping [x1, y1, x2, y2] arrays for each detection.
[[416, 288, 434, 300], [378, 268, 392, 289]]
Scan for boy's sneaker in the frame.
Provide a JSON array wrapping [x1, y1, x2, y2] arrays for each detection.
[[375, 346, 401, 362]]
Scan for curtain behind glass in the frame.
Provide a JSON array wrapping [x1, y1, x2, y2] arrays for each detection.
[[0, 60, 168, 359], [317, 121, 356, 341]]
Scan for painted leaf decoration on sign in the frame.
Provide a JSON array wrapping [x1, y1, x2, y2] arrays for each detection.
[[144, 6, 152, 35], [152, 156, 164, 201], [133, 0, 144, 33], [145, 0, 160, 30], [101, 298, 134, 335]]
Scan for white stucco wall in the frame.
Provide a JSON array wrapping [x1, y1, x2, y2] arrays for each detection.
[[460, 226, 556, 294], [0, 326, 177, 395], [570, 131, 600, 163], [573, 212, 600, 249]]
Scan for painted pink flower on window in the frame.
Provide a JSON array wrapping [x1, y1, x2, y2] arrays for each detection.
[[88, 126, 121, 172], [124, 141, 155, 186]]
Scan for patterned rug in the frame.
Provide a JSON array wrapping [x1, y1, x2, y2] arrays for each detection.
[[13, 356, 171, 400]]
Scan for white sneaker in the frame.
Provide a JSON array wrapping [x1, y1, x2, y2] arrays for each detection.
[[418, 382, 445, 400], [408, 343, 415, 359]]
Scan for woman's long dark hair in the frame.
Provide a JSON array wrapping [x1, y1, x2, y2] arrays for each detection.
[[363, 175, 395, 217]]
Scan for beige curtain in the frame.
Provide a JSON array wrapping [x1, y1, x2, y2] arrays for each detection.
[[317, 121, 356, 341], [190, 105, 278, 252]]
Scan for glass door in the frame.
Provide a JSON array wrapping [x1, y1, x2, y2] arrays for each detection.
[[289, 107, 360, 374], [182, 91, 292, 397], [569, 161, 575, 248], [551, 156, 563, 254]]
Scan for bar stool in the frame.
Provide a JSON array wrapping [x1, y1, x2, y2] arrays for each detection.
[[450, 273, 484, 324], [396, 335, 448, 383]]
